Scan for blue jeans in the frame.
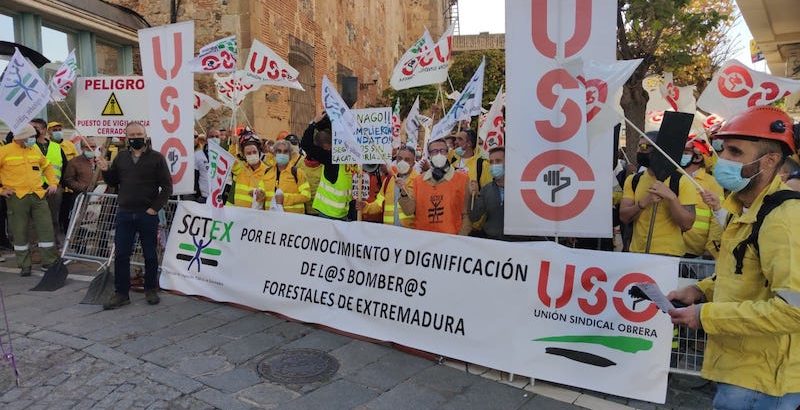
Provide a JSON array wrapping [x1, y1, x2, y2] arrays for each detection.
[[713, 383, 800, 410], [114, 210, 159, 295]]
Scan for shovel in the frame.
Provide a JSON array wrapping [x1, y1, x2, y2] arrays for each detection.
[[80, 266, 115, 305], [30, 258, 69, 291]]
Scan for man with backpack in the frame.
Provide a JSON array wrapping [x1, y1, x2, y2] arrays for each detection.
[[668, 105, 800, 409], [619, 131, 698, 256]]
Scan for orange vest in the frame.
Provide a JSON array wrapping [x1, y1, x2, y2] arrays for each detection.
[[412, 172, 468, 234]]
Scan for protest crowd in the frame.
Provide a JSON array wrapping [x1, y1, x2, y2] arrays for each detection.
[[1, 5, 799, 408]]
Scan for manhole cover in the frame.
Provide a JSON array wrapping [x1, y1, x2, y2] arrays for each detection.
[[257, 349, 339, 384]]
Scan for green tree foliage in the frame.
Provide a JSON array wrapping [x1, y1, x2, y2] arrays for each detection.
[[618, 0, 736, 156]]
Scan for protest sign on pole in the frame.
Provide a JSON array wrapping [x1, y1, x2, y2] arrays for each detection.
[[194, 91, 222, 120], [698, 59, 800, 119], [404, 96, 422, 150], [479, 85, 505, 152], [138, 21, 195, 194], [188, 35, 237, 73], [0, 48, 50, 133], [430, 57, 485, 142], [207, 139, 235, 210], [322, 76, 362, 164], [162, 202, 677, 404], [75, 76, 149, 137], [505, 0, 615, 237], [48, 49, 79, 102], [242, 39, 304, 90], [332, 107, 392, 165], [390, 26, 453, 90]]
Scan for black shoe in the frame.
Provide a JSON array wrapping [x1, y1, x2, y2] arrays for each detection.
[[103, 293, 131, 310], [145, 289, 160, 305], [20, 267, 31, 277]]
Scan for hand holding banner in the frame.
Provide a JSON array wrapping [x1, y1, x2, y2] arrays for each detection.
[[48, 49, 79, 102], [188, 36, 237, 73], [0, 48, 50, 133]]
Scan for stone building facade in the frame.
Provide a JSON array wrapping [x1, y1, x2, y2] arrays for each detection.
[[107, 0, 448, 137]]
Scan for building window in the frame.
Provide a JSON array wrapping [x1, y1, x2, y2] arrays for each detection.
[[41, 25, 77, 129], [96, 41, 120, 75]]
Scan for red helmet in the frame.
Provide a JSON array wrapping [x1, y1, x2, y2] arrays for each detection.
[[685, 138, 711, 156], [715, 105, 796, 154]]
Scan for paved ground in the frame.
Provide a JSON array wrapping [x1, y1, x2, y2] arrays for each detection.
[[0, 259, 715, 410]]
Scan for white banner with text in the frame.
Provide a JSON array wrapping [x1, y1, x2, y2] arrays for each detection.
[[161, 201, 677, 403]]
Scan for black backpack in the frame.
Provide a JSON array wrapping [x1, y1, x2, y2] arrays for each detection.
[[731, 190, 800, 274]]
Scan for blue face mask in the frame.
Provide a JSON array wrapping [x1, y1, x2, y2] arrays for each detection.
[[275, 153, 290, 166], [490, 164, 505, 178], [83, 150, 96, 159], [24, 137, 36, 148], [680, 154, 693, 167], [714, 157, 762, 193], [51, 131, 63, 142], [454, 147, 465, 157]]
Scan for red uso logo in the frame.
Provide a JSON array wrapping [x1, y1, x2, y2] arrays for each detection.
[[523, 0, 594, 221], [151, 31, 189, 186], [718, 64, 753, 98], [537, 261, 659, 323], [521, 150, 594, 221], [577, 76, 607, 122]]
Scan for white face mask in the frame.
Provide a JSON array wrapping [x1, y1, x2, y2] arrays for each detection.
[[396, 160, 411, 175], [431, 153, 448, 168], [245, 153, 261, 165]]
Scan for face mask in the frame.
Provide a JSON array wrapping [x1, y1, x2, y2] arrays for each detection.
[[396, 160, 411, 175], [636, 152, 650, 168], [454, 147, 465, 157], [112, 137, 121, 144], [713, 157, 762, 193], [128, 138, 146, 150], [275, 153, 290, 166], [83, 150, 96, 159], [431, 153, 448, 168], [490, 164, 505, 178], [246, 153, 261, 165], [711, 139, 724, 152], [51, 131, 63, 142], [24, 137, 36, 148], [680, 154, 693, 167]]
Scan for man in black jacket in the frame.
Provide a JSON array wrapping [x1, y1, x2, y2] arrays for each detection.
[[98, 122, 173, 309]]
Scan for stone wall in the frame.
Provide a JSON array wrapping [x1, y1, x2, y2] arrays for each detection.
[[102, 0, 447, 137]]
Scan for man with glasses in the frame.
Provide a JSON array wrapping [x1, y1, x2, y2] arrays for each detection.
[[619, 131, 698, 256], [398, 139, 471, 235]]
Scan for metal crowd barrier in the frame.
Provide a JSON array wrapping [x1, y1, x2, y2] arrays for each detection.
[[671, 258, 716, 376], [62, 194, 714, 376], [61, 192, 178, 270]]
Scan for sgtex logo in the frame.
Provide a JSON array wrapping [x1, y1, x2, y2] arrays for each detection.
[[175, 215, 233, 272]]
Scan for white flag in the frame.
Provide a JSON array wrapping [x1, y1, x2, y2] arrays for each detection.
[[188, 36, 237, 73], [194, 91, 222, 120], [698, 59, 800, 119], [404, 96, 422, 149], [322, 76, 362, 164], [430, 57, 485, 142], [391, 98, 401, 146], [207, 139, 236, 209], [48, 49, 79, 102], [390, 26, 453, 90], [479, 85, 505, 152], [242, 39, 304, 90], [643, 73, 697, 132], [0, 48, 50, 133], [214, 71, 258, 107], [567, 58, 641, 137]]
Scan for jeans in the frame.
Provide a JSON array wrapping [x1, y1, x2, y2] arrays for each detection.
[[114, 210, 159, 295], [713, 383, 800, 410]]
